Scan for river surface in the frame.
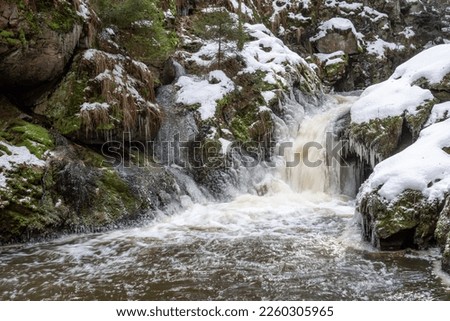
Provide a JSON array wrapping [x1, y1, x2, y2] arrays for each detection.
[[1, 97, 449, 300], [0, 187, 449, 300]]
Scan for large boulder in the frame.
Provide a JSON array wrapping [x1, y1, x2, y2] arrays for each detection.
[[0, 0, 95, 105]]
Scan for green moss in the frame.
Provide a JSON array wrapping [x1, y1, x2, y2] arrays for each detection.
[[405, 100, 436, 138], [38, 71, 86, 136], [350, 116, 403, 158], [0, 29, 22, 46], [78, 147, 108, 168], [36, 0, 81, 33], [56, 116, 82, 136], [0, 165, 60, 242], [0, 30, 14, 38], [94, 169, 139, 222], [10, 121, 54, 158], [361, 189, 441, 249], [231, 117, 250, 142], [0, 143, 12, 156], [96, 0, 178, 63]]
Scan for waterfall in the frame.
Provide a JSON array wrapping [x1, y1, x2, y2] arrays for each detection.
[[283, 95, 357, 194]]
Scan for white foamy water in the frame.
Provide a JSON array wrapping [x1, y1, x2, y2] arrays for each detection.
[[0, 95, 449, 300]]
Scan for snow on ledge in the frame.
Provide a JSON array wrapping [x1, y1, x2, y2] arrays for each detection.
[[366, 37, 405, 59], [175, 70, 235, 120], [425, 102, 450, 127], [310, 17, 363, 42], [80, 102, 110, 111]]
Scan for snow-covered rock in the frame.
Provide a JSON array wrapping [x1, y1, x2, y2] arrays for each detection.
[[349, 44, 450, 253], [310, 17, 363, 54]]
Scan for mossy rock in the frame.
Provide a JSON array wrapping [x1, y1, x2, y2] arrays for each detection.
[[413, 74, 450, 101], [93, 169, 141, 223], [442, 238, 450, 274], [0, 165, 61, 243], [350, 116, 403, 159], [435, 196, 450, 248], [34, 70, 85, 136], [358, 189, 441, 250], [404, 99, 437, 138]]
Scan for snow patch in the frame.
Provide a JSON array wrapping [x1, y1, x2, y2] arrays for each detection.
[[242, 23, 312, 86], [0, 141, 45, 180], [188, 41, 237, 67], [314, 50, 345, 63], [175, 70, 235, 120], [287, 12, 310, 22], [400, 26, 415, 39], [325, 0, 363, 12], [0, 173, 6, 188], [262, 91, 276, 104], [229, 0, 254, 19], [132, 20, 153, 28], [360, 6, 388, 22], [76, 0, 90, 20]]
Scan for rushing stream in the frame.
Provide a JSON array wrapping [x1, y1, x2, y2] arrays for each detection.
[[1, 96, 449, 300]]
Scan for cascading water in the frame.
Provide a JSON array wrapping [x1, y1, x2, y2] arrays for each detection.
[[283, 95, 355, 195], [0, 95, 449, 300]]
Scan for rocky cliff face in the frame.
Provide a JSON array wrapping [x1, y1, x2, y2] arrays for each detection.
[[224, 0, 449, 90], [0, 0, 178, 242]]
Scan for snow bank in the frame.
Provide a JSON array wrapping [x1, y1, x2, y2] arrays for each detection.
[[351, 45, 450, 124], [360, 118, 450, 202], [176, 70, 235, 120], [187, 41, 237, 67]]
